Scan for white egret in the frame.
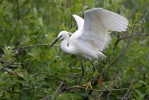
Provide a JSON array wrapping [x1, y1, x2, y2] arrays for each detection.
[[50, 8, 129, 88]]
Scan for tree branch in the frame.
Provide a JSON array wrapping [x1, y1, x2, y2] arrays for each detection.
[[20, 44, 59, 50], [66, 85, 128, 93], [122, 66, 139, 99], [118, 33, 149, 41]]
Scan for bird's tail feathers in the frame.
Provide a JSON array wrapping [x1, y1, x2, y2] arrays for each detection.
[[98, 52, 106, 59]]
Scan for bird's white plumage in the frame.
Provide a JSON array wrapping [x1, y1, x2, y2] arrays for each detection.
[[69, 15, 84, 41], [52, 8, 129, 61], [72, 15, 84, 30], [79, 8, 128, 51]]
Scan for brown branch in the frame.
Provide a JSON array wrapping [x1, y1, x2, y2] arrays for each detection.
[[106, 91, 112, 100], [20, 44, 59, 50], [118, 33, 149, 41], [23, 60, 33, 71], [39, 95, 51, 100], [1, 68, 21, 77], [0, 52, 20, 70], [66, 85, 128, 93], [122, 66, 139, 99], [127, 89, 134, 99]]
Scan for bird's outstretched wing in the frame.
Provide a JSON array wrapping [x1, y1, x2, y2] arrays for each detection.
[[79, 8, 129, 51], [70, 15, 84, 41], [72, 15, 84, 30]]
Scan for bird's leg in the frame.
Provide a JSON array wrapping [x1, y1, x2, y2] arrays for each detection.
[[78, 61, 84, 85], [82, 61, 95, 90], [72, 61, 84, 89], [90, 61, 96, 81]]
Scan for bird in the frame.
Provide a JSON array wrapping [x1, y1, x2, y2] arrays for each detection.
[[50, 8, 129, 88]]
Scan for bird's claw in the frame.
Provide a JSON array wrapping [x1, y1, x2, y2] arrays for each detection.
[[72, 85, 80, 88], [82, 81, 92, 90], [72, 81, 92, 91]]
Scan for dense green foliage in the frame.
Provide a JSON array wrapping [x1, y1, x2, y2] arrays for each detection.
[[0, 0, 149, 99]]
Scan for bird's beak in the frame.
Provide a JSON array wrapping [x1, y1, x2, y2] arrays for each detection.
[[50, 35, 62, 47]]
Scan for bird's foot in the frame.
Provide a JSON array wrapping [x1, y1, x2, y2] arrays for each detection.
[[82, 81, 92, 90], [71, 85, 82, 92], [72, 85, 80, 88]]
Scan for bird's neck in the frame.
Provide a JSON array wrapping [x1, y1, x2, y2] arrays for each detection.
[[60, 38, 74, 54]]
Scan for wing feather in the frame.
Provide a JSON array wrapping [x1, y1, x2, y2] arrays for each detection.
[[78, 8, 129, 51], [72, 14, 84, 30], [70, 15, 84, 41]]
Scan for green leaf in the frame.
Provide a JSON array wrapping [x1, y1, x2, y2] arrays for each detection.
[[33, 8, 38, 19], [39, 17, 43, 26]]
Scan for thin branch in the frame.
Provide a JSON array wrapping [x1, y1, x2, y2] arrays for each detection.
[[39, 95, 51, 100], [122, 66, 139, 100], [118, 33, 149, 41], [1, 68, 21, 77], [126, 89, 134, 99], [106, 91, 112, 100], [66, 86, 128, 93], [0, 53, 20, 70], [20, 44, 59, 50], [142, 10, 149, 22], [23, 60, 33, 71]]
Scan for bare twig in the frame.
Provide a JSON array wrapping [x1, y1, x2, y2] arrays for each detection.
[[20, 44, 59, 50], [127, 89, 134, 99], [66, 85, 128, 93], [1, 68, 21, 77], [23, 60, 33, 71], [142, 10, 149, 22], [106, 91, 112, 100], [122, 66, 139, 100], [56, 81, 67, 95], [39, 95, 51, 100], [118, 33, 149, 41], [0, 51, 20, 70]]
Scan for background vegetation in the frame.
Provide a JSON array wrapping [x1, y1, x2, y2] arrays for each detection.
[[0, 0, 149, 99]]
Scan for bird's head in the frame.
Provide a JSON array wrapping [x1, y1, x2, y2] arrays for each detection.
[[58, 31, 69, 40], [50, 31, 69, 47]]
